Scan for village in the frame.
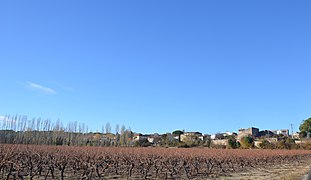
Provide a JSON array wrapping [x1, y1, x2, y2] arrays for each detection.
[[1, 115, 310, 149], [98, 127, 305, 149]]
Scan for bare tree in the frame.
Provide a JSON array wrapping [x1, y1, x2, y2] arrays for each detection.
[[105, 122, 111, 134], [115, 124, 120, 134], [120, 125, 126, 146]]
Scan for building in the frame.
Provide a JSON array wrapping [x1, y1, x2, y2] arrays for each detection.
[[161, 133, 179, 143], [271, 129, 289, 137], [133, 133, 148, 141], [224, 131, 237, 137], [238, 127, 259, 139], [147, 134, 161, 144], [211, 133, 225, 140], [182, 132, 202, 136], [180, 132, 203, 142], [211, 139, 229, 146], [258, 130, 275, 138]]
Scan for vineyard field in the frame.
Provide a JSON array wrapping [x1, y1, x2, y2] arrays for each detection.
[[1, 144, 311, 179]]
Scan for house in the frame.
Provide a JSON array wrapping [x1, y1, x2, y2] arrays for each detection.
[[258, 130, 275, 138], [211, 139, 229, 146], [271, 129, 289, 137], [147, 134, 161, 144], [183, 132, 203, 136], [101, 133, 117, 141], [224, 131, 237, 136], [211, 133, 225, 140], [180, 132, 203, 142], [133, 133, 148, 142], [238, 127, 259, 139], [200, 134, 211, 141], [161, 133, 179, 143]]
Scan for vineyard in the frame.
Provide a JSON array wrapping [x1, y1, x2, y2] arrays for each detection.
[[1, 144, 311, 179]]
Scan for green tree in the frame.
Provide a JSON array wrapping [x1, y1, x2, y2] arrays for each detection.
[[172, 130, 184, 142], [227, 136, 239, 149], [299, 117, 311, 137], [239, 136, 254, 149], [161, 134, 168, 146]]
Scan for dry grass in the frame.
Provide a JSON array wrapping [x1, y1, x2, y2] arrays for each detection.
[[218, 158, 311, 180]]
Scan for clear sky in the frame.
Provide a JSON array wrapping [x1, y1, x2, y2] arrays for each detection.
[[0, 1, 310, 134]]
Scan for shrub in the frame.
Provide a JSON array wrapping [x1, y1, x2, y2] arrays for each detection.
[[276, 137, 297, 149], [259, 140, 275, 149], [239, 136, 254, 149], [227, 137, 239, 149]]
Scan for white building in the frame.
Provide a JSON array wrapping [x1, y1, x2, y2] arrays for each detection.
[[271, 129, 289, 137]]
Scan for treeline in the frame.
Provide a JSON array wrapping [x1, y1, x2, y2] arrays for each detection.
[[0, 115, 133, 146]]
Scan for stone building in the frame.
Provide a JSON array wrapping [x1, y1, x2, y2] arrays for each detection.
[[238, 127, 259, 140]]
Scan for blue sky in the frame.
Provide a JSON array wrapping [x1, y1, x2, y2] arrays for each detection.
[[0, 1, 310, 134]]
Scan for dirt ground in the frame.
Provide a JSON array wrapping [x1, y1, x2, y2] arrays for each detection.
[[217, 158, 311, 180]]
